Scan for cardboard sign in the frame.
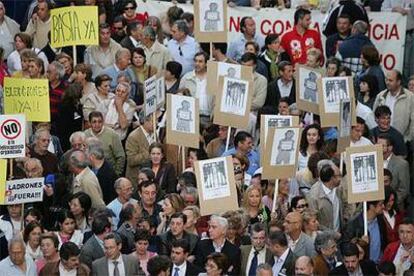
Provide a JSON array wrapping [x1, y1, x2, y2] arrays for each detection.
[[318, 76, 356, 127], [156, 76, 166, 108], [0, 178, 44, 205], [0, 160, 6, 200], [295, 65, 323, 114], [3, 78, 50, 122], [166, 94, 200, 148], [144, 76, 158, 117], [337, 99, 354, 153], [0, 114, 26, 158], [263, 127, 301, 179], [193, 0, 227, 42], [194, 156, 238, 216], [213, 75, 253, 129], [51, 6, 99, 48], [346, 145, 384, 204]]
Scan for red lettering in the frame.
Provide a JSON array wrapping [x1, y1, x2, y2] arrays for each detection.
[[380, 54, 396, 70], [261, 20, 272, 36], [389, 24, 400, 40], [372, 24, 384, 40], [229, 16, 240, 32], [313, 22, 321, 34], [370, 23, 400, 40]]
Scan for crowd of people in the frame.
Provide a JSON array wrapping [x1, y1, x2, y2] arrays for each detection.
[[0, 0, 414, 275]]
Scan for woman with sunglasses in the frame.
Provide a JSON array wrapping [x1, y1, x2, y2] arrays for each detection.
[[121, 0, 143, 24], [290, 196, 308, 213]]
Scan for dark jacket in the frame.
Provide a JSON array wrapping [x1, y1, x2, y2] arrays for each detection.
[[79, 235, 105, 269], [194, 239, 241, 275], [338, 34, 373, 62], [329, 260, 378, 275], [258, 51, 290, 82], [141, 160, 177, 194], [120, 36, 139, 53], [56, 101, 83, 152], [96, 160, 118, 205], [156, 231, 199, 256], [264, 78, 296, 110], [323, 0, 369, 37], [268, 249, 297, 276], [325, 33, 349, 58], [39, 261, 90, 276], [0, 230, 7, 261], [170, 261, 203, 276]]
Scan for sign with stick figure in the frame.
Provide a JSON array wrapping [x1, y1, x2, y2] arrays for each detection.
[[0, 114, 26, 158], [194, 0, 227, 42]]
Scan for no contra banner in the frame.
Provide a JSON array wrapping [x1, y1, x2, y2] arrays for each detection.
[[137, 0, 406, 73]]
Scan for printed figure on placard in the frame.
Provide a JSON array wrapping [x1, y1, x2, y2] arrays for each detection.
[[199, 158, 231, 201], [203, 161, 227, 188], [304, 71, 318, 103], [350, 152, 379, 193], [204, 2, 221, 31], [340, 101, 351, 137], [221, 78, 248, 116], [176, 100, 192, 133], [275, 130, 295, 165], [323, 77, 350, 113], [268, 118, 290, 128], [226, 67, 236, 78]]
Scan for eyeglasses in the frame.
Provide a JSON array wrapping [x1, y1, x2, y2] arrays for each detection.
[[178, 46, 183, 57], [124, 6, 134, 10], [113, 27, 124, 30], [296, 204, 308, 209]]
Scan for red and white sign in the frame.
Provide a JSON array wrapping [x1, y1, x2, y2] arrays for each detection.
[[137, 1, 406, 73], [0, 114, 26, 158]]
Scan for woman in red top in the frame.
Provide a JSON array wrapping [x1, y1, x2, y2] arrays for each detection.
[[381, 186, 404, 243], [121, 0, 146, 24]]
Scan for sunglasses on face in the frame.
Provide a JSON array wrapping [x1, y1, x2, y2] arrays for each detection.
[[296, 204, 308, 209], [124, 6, 134, 10]]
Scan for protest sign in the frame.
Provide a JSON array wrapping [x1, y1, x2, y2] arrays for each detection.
[[138, 1, 406, 73], [346, 145, 384, 204], [194, 156, 238, 216], [337, 99, 354, 153], [263, 127, 301, 179], [213, 75, 253, 129], [0, 160, 6, 200], [51, 6, 99, 48], [166, 94, 200, 148], [296, 65, 323, 114], [144, 76, 158, 117], [193, 0, 227, 42], [156, 76, 165, 108], [0, 178, 44, 205], [0, 114, 26, 159], [3, 78, 50, 122]]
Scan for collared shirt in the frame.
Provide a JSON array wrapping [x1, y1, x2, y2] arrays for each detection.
[[129, 36, 140, 48], [349, 265, 363, 276], [384, 154, 392, 169], [0, 256, 37, 276], [368, 217, 381, 263], [213, 241, 225, 253], [383, 210, 396, 229], [385, 91, 399, 123], [228, 33, 265, 61], [141, 126, 155, 145], [94, 235, 105, 251], [73, 167, 88, 189], [221, 148, 260, 176], [321, 183, 340, 231], [172, 261, 187, 276], [196, 77, 209, 115], [351, 136, 373, 147], [58, 262, 77, 276], [107, 254, 125, 276], [246, 247, 267, 276], [287, 234, 299, 252], [272, 248, 289, 276], [167, 36, 199, 75], [107, 198, 138, 228], [393, 243, 413, 271], [277, 79, 293, 98]]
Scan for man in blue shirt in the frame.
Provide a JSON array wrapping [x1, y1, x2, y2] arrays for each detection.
[[222, 131, 260, 176], [0, 238, 36, 276]]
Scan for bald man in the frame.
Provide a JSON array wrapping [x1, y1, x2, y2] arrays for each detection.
[[295, 256, 314, 276], [283, 212, 316, 257]]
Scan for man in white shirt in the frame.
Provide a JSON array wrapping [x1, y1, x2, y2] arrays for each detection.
[[351, 117, 373, 147], [170, 239, 202, 276], [107, 178, 138, 228], [267, 231, 296, 276], [91, 233, 143, 275]]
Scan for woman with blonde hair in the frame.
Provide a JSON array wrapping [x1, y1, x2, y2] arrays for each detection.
[[156, 193, 185, 234], [302, 208, 320, 241], [242, 185, 271, 228], [182, 205, 200, 235], [262, 179, 290, 220]]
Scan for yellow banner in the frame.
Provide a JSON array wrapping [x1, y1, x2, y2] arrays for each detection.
[[51, 6, 99, 48], [0, 159, 7, 204], [3, 78, 50, 122]]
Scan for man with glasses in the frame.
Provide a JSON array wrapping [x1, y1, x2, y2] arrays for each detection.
[[240, 223, 273, 276], [283, 212, 316, 258], [313, 231, 338, 275], [307, 159, 343, 232], [107, 177, 137, 228], [30, 128, 59, 176], [167, 19, 199, 75]]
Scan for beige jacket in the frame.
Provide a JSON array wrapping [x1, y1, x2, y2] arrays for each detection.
[[373, 87, 414, 142], [73, 167, 105, 209], [251, 72, 268, 111], [143, 40, 172, 71], [25, 17, 50, 49], [179, 70, 214, 115]]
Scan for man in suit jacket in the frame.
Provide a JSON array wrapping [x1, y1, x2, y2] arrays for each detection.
[[69, 150, 105, 209], [80, 215, 112, 269], [125, 113, 154, 186], [194, 215, 241, 275], [267, 230, 296, 276], [89, 144, 118, 204], [170, 239, 202, 276], [307, 160, 343, 232], [377, 134, 410, 208], [329, 242, 377, 275], [264, 61, 296, 111], [240, 223, 273, 276], [92, 233, 145, 276], [120, 21, 143, 53], [283, 212, 316, 258], [40, 242, 90, 276]]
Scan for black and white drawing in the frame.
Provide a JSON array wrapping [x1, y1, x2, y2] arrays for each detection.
[[299, 67, 320, 103], [199, 158, 230, 200], [217, 62, 241, 80], [263, 115, 293, 148], [350, 152, 378, 193], [270, 128, 299, 166], [171, 95, 196, 134], [322, 77, 350, 113], [220, 77, 249, 116], [144, 76, 157, 116], [339, 100, 351, 138], [200, 0, 224, 32]]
